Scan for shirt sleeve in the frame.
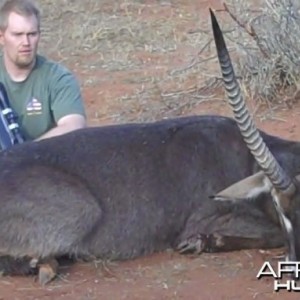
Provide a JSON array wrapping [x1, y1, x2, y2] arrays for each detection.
[[50, 67, 86, 123]]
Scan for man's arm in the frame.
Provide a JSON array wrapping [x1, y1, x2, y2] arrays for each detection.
[[33, 61, 87, 142], [35, 113, 86, 141]]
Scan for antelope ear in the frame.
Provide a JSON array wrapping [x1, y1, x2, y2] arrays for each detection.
[[211, 171, 272, 201]]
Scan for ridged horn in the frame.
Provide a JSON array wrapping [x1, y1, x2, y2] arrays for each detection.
[[210, 9, 294, 194]]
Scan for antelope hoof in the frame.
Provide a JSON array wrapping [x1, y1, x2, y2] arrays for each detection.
[[38, 258, 59, 286], [177, 233, 208, 255]]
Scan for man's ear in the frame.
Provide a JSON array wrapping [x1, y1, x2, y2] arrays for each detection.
[[211, 171, 272, 201]]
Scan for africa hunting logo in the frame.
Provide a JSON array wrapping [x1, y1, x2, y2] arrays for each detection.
[[26, 98, 42, 115], [257, 261, 300, 292]]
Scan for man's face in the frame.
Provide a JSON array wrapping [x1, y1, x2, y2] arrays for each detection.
[[0, 12, 40, 69]]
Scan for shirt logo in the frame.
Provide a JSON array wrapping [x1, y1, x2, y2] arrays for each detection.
[[26, 98, 42, 115]]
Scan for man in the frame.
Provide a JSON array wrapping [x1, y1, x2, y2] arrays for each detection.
[[0, 0, 86, 142]]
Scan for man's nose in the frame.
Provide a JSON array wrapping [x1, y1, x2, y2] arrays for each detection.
[[22, 34, 30, 45]]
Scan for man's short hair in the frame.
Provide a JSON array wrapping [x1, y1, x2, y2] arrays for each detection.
[[0, 0, 40, 31]]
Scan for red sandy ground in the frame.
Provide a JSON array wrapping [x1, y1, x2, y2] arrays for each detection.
[[2, 0, 300, 299]]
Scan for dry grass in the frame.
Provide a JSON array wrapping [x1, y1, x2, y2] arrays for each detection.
[[37, 0, 223, 123], [219, 0, 300, 105], [41, 1, 181, 68]]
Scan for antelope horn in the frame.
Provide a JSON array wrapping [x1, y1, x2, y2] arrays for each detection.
[[209, 9, 294, 195]]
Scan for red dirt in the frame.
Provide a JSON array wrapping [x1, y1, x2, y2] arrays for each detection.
[[2, 0, 300, 299]]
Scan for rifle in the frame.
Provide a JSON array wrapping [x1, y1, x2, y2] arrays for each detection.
[[0, 82, 25, 149]]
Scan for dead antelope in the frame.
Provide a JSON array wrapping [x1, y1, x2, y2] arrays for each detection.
[[210, 9, 300, 266], [1, 14, 300, 286]]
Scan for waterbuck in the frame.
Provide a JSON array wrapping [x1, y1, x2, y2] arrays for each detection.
[[0, 11, 300, 286]]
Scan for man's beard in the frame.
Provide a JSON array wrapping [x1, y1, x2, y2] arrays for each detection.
[[15, 53, 36, 69]]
